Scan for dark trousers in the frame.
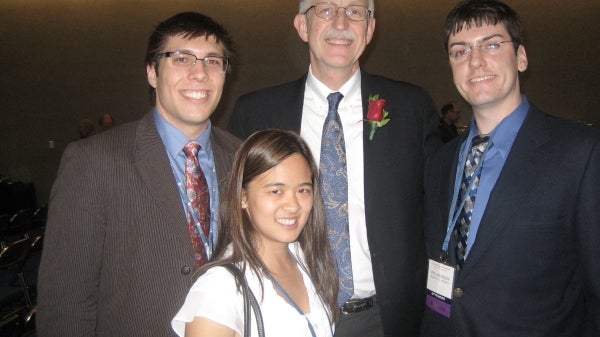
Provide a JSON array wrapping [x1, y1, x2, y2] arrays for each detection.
[[334, 303, 384, 337]]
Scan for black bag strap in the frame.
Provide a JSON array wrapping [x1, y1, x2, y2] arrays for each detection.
[[222, 263, 265, 337]]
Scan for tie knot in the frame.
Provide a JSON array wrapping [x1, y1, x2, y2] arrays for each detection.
[[472, 135, 490, 147], [183, 141, 201, 159], [327, 92, 344, 113]]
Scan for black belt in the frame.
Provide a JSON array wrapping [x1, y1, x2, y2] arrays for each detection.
[[341, 295, 378, 314]]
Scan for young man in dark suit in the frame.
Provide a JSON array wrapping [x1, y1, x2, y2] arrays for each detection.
[[228, 1, 441, 336], [37, 12, 241, 337], [421, 1, 600, 336]]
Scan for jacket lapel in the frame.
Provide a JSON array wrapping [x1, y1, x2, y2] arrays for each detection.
[[283, 75, 307, 132], [460, 107, 551, 275], [435, 135, 467, 266], [443, 135, 467, 236], [134, 114, 187, 232]]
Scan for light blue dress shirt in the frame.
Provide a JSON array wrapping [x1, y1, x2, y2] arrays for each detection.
[[153, 109, 220, 249], [453, 96, 530, 257]]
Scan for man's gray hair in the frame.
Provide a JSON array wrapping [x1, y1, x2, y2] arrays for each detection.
[[299, 0, 375, 16]]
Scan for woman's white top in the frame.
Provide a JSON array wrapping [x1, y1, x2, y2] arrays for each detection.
[[171, 243, 334, 337]]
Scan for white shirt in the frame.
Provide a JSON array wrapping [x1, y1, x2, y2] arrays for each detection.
[[171, 243, 334, 337], [300, 67, 375, 299]]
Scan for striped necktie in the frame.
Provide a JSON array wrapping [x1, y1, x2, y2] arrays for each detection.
[[454, 135, 490, 269]]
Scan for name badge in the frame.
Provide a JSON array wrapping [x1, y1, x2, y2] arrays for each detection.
[[425, 259, 455, 318]]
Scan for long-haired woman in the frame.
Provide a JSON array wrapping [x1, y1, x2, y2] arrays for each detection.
[[172, 129, 339, 337]]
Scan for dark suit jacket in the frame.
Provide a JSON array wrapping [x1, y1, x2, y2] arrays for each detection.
[[421, 105, 600, 337], [229, 70, 441, 336], [37, 113, 241, 337]]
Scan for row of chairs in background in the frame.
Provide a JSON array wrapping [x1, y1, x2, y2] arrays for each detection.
[[0, 206, 46, 243], [0, 205, 46, 337]]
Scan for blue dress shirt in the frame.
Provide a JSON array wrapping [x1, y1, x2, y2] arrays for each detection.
[[453, 96, 530, 257], [153, 109, 220, 249]]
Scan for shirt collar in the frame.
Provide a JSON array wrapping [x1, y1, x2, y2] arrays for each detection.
[[153, 108, 213, 160], [306, 65, 361, 105], [466, 95, 530, 159]]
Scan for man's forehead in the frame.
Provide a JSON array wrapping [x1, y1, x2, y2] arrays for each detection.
[[164, 34, 223, 50], [323, 0, 369, 6], [450, 22, 508, 40]]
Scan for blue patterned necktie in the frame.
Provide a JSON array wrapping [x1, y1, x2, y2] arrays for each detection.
[[319, 92, 353, 306], [454, 135, 490, 269]]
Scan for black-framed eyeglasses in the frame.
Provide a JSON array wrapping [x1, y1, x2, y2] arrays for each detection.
[[156, 51, 230, 72], [304, 2, 371, 22], [449, 40, 516, 62]]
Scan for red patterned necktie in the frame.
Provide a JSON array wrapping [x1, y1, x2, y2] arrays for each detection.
[[182, 141, 211, 266]]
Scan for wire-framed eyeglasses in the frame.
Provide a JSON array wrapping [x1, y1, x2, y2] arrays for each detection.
[[304, 2, 371, 21], [156, 51, 230, 72], [449, 40, 516, 62]]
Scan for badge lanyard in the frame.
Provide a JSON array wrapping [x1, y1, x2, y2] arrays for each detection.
[[440, 139, 492, 262], [168, 154, 214, 260], [425, 138, 492, 318], [265, 250, 334, 337]]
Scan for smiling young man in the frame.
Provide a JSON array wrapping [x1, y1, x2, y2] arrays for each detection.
[[228, 1, 441, 336], [147, 34, 227, 139], [421, 1, 600, 336], [37, 12, 241, 337]]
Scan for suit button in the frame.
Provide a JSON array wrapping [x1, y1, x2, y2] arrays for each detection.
[[453, 288, 464, 298], [181, 266, 191, 275]]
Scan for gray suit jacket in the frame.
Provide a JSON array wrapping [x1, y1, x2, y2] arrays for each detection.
[[229, 70, 442, 336], [37, 112, 241, 337], [421, 105, 600, 337]]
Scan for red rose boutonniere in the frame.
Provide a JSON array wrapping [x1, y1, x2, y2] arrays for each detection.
[[365, 94, 390, 141]]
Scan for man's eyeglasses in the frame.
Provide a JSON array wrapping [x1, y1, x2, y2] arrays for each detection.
[[304, 2, 371, 22], [156, 51, 230, 72], [448, 40, 516, 62]]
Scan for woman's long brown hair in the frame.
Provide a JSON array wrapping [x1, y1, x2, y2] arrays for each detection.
[[197, 129, 340, 324]]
